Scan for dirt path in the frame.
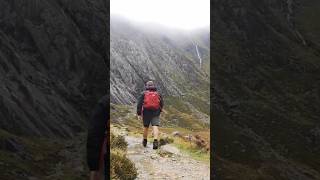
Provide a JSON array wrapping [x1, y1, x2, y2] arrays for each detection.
[[125, 136, 210, 180]]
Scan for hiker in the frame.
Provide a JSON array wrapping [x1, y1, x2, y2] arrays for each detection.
[[137, 81, 163, 149], [87, 95, 109, 180]]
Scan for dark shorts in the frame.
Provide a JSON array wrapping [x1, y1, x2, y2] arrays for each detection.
[[143, 116, 160, 127]]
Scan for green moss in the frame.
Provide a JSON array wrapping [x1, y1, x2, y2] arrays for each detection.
[[185, 94, 210, 115], [110, 104, 132, 120], [0, 130, 62, 179], [164, 96, 191, 113], [0, 130, 88, 180]]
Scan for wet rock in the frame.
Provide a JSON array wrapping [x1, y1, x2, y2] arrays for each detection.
[[159, 135, 174, 146], [0, 137, 24, 153], [172, 131, 181, 137]]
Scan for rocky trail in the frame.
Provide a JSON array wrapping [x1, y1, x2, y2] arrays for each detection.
[[125, 135, 210, 180], [111, 106, 210, 180]]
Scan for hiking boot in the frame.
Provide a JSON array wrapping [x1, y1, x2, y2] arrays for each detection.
[[142, 139, 147, 147], [153, 140, 158, 149]]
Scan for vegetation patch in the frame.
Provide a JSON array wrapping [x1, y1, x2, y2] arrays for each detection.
[[159, 135, 174, 146], [110, 97, 210, 164], [110, 133, 137, 180], [0, 129, 88, 180], [110, 133, 128, 151], [110, 103, 132, 120], [173, 136, 210, 163], [111, 149, 137, 180]]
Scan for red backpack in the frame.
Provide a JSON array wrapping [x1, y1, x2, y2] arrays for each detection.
[[143, 91, 160, 110]]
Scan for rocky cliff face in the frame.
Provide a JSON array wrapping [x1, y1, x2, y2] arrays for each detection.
[[213, 0, 320, 179], [0, 0, 107, 137], [110, 16, 210, 105]]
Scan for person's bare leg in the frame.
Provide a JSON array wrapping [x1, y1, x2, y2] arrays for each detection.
[[152, 126, 159, 141], [143, 127, 148, 139]]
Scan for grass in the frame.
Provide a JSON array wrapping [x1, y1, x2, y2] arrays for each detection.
[[172, 137, 210, 163], [185, 94, 210, 115], [164, 127, 210, 163], [111, 104, 209, 133], [110, 132, 137, 180], [0, 129, 75, 179], [125, 126, 210, 163], [110, 103, 132, 120], [111, 149, 137, 180], [110, 133, 128, 151], [0, 129, 89, 180], [164, 96, 192, 113], [110, 97, 211, 164]]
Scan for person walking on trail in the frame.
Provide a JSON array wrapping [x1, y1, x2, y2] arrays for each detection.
[[87, 95, 109, 180], [137, 81, 164, 149]]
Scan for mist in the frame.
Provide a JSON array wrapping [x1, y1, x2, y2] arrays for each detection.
[[110, 0, 210, 31]]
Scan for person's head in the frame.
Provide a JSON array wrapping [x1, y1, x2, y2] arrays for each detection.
[[145, 80, 155, 89]]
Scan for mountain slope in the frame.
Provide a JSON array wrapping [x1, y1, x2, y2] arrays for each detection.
[[0, 0, 107, 137], [110, 16, 210, 106], [213, 0, 320, 179], [0, 1, 107, 179]]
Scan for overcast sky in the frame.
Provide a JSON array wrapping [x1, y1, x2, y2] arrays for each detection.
[[110, 0, 210, 30]]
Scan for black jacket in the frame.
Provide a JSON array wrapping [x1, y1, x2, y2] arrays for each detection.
[[86, 95, 109, 171], [136, 87, 163, 117]]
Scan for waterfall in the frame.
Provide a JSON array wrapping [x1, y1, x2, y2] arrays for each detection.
[[195, 44, 202, 68]]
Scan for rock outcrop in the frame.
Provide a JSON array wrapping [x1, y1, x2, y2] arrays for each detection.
[[0, 0, 107, 137], [110, 15, 210, 105], [213, 0, 320, 179]]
